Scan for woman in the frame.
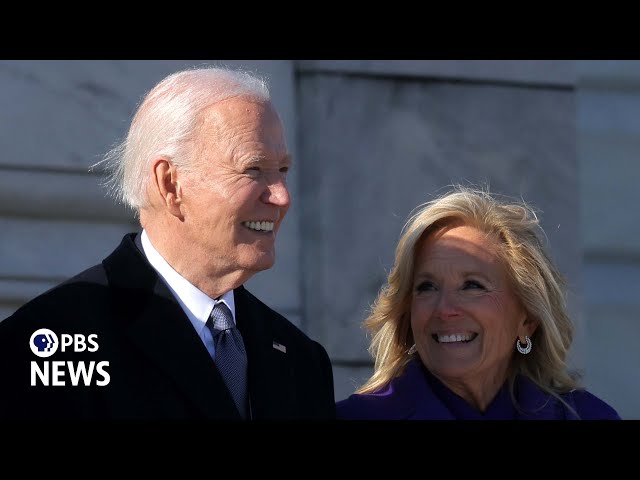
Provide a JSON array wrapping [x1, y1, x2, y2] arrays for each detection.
[[337, 187, 620, 420]]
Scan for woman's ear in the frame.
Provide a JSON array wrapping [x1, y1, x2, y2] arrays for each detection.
[[520, 314, 539, 340]]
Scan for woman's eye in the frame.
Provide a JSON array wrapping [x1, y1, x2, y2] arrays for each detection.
[[463, 280, 485, 290], [415, 281, 436, 292]]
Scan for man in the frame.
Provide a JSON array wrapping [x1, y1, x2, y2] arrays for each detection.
[[0, 67, 336, 419]]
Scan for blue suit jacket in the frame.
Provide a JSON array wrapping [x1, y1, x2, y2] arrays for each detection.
[[337, 359, 621, 420]]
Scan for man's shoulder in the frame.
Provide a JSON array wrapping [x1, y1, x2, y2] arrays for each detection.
[[238, 287, 325, 351], [238, 287, 304, 334], [1, 263, 110, 333], [1, 232, 143, 329]]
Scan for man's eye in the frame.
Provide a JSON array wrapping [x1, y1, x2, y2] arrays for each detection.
[[279, 166, 289, 173]]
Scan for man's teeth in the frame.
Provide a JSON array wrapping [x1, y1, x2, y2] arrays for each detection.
[[436, 333, 475, 343], [243, 221, 274, 232]]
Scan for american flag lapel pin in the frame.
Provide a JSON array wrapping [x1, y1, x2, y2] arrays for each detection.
[[272, 341, 287, 353]]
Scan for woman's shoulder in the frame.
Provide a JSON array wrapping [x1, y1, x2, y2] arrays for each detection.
[[336, 387, 399, 420], [336, 361, 434, 420], [564, 389, 622, 420], [336, 393, 372, 420]]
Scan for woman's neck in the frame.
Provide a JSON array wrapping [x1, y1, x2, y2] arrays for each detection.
[[433, 367, 510, 412]]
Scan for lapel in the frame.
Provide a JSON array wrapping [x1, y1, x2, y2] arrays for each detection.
[[103, 233, 240, 419], [390, 360, 457, 420], [234, 286, 297, 419]]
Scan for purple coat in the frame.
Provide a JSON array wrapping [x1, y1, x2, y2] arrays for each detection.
[[337, 359, 621, 420]]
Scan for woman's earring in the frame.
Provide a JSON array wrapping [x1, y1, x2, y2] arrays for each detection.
[[516, 335, 532, 355], [408, 344, 417, 355]]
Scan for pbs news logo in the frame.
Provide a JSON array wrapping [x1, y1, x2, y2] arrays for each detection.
[[29, 328, 110, 386]]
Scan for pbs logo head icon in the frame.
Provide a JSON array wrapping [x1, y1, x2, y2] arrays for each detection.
[[30, 328, 59, 358]]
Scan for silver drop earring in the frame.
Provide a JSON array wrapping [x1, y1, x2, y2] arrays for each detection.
[[516, 335, 532, 355]]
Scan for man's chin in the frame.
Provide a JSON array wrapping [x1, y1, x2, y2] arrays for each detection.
[[244, 253, 276, 272]]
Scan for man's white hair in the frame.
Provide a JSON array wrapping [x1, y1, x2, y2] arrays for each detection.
[[98, 66, 270, 210]]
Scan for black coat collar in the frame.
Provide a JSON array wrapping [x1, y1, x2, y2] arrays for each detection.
[[103, 233, 240, 419], [103, 233, 297, 419]]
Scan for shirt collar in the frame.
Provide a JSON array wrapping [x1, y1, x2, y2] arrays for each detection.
[[140, 230, 236, 334]]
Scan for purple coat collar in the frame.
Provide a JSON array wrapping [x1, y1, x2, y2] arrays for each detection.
[[337, 359, 580, 420]]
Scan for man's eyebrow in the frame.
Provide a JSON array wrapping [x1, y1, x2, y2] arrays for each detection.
[[244, 154, 293, 165]]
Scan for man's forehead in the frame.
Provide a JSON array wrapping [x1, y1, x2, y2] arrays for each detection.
[[198, 101, 282, 141], [202, 97, 275, 121]]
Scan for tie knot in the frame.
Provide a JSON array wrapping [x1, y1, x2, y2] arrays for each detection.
[[210, 302, 234, 335]]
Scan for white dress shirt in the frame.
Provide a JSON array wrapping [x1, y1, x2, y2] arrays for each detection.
[[140, 229, 236, 359]]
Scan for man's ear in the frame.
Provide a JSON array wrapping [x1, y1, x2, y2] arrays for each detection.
[[151, 159, 183, 217]]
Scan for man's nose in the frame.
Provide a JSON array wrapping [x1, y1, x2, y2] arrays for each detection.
[[261, 178, 290, 207]]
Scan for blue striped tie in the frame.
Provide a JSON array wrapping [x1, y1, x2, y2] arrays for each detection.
[[208, 302, 249, 419]]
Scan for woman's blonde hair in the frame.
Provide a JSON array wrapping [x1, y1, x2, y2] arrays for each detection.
[[357, 185, 580, 404]]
